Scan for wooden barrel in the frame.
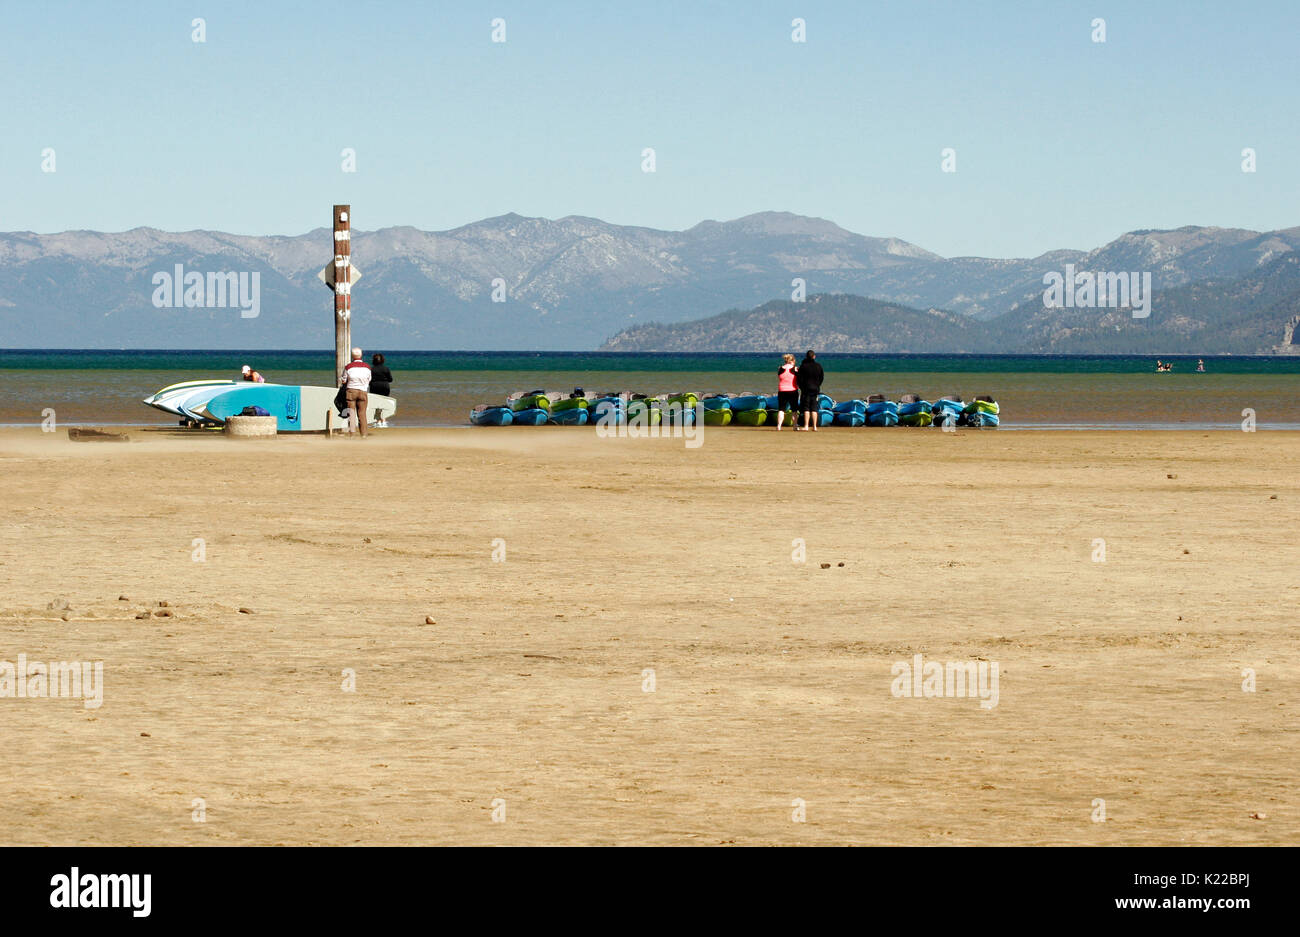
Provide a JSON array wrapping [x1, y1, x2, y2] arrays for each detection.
[[223, 415, 278, 438]]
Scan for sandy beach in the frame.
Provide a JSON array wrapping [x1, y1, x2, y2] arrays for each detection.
[[0, 425, 1295, 846]]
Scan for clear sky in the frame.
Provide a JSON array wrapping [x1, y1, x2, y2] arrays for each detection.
[[3, 0, 1296, 257]]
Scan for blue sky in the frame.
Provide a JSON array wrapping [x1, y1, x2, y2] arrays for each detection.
[[3, 0, 1296, 257]]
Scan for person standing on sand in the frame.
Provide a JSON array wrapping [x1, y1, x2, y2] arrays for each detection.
[[369, 353, 393, 428], [796, 350, 824, 432], [775, 353, 799, 430], [342, 348, 372, 437]]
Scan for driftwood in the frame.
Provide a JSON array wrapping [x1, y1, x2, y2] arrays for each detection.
[[67, 427, 129, 442]]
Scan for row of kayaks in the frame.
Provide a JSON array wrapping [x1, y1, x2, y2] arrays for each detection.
[[471, 391, 1000, 427]]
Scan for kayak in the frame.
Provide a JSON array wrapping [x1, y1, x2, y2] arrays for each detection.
[[590, 398, 625, 425], [549, 407, 589, 425], [703, 408, 733, 426], [832, 399, 867, 416], [866, 400, 899, 427], [551, 396, 588, 412], [626, 398, 662, 425], [964, 398, 1000, 416], [701, 395, 732, 411], [933, 397, 964, 425], [511, 408, 549, 425], [818, 409, 834, 427], [661, 404, 697, 425], [898, 400, 933, 427], [728, 395, 768, 412], [509, 392, 550, 412], [732, 408, 768, 426], [665, 392, 699, 409], [470, 405, 513, 426], [832, 410, 865, 427]]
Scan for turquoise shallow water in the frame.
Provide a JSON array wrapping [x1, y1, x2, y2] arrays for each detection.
[[2, 350, 1298, 428]]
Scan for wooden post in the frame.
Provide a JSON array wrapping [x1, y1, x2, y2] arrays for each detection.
[[333, 205, 352, 384]]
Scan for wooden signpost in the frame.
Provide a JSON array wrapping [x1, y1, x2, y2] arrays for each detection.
[[318, 205, 363, 384]]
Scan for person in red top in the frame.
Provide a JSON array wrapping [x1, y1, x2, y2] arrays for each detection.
[[775, 353, 798, 430], [342, 347, 372, 437]]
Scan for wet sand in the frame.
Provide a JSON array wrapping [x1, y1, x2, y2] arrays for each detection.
[[0, 425, 1295, 845]]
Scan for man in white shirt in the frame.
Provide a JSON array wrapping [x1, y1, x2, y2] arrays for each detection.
[[342, 347, 372, 436]]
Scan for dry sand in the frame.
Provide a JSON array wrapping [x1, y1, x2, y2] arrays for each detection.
[[0, 425, 1295, 845]]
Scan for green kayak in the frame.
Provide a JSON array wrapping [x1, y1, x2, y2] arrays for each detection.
[[733, 409, 768, 427], [551, 396, 588, 412], [626, 399, 662, 425], [511, 393, 550, 412], [703, 408, 732, 426]]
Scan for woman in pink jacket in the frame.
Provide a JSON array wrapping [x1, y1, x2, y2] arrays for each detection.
[[775, 354, 798, 430]]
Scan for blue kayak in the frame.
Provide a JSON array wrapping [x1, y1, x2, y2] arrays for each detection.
[[548, 408, 589, 426], [818, 409, 834, 427], [511, 408, 549, 426], [832, 398, 867, 416], [933, 398, 964, 424], [590, 399, 625, 425], [701, 396, 732, 411], [470, 406, 513, 426], [728, 395, 767, 412], [866, 400, 899, 427], [832, 410, 865, 427]]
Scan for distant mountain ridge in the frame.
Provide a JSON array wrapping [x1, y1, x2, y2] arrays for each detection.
[[604, 254, 1300, 355], [3, 213, 1299, 350]]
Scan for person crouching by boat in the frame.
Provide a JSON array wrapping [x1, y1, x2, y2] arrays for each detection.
[[342, 348, 372, 437], [796, 350, 824, 432], [369, 352, 393, 427], [775, 353, 799, 430], [240, 364, 265, 383]]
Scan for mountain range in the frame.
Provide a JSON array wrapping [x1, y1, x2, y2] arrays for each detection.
[[602, 249, 1300, 355], [3, 212, 1298, 352]]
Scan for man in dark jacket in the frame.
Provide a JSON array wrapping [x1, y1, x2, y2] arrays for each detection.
[[796, 350, 824, 432]]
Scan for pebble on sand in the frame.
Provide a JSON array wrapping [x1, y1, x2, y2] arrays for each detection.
[[1249, 812, 1267, 820], [158, 600, 170, 607], [156, 609, 174, 618], [118, 595, 130, 601], [424, 616, 436, 625], [820, 563, 831, 569], [47, 597, 70, 611], [136, 611, 151, 619], [61, 612, 72, 621], [238, 607, 254, 614]]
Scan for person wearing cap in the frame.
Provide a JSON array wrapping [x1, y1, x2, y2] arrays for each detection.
[[342, 348, 372, 437], [240, 365, 265, 383]]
